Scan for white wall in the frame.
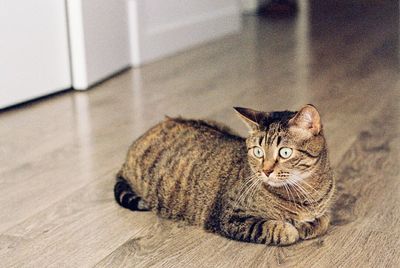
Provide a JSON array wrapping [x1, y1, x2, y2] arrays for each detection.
[[0, 0, 71, 108], [144, 1, 237, 28], [129, 0, 241, 66]]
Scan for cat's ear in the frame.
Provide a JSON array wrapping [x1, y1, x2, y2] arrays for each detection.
[[289, 104, 321, 135], [233, 107, 263, 132]]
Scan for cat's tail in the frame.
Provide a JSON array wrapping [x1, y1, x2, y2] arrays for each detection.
[[114, 173, 149, 211]]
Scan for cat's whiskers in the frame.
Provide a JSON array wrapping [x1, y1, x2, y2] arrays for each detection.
[[284, 177, 314, 215], [283, 171, 317, 203], [290, 178, 318, 205], [287, 180, 316, 215], [286, 183, 303, 211], [283, 183, 301, 213], [249, 178, 263, 201], [244, 177, 263, 201], [288, 181, 308, 207], [235, 177, 257, 205], [295, 181, 325, 212], [287, 178, 322, 217], [292, 185, 314, 215], [234, 174, 259, 208], [235, 180, 259, 209], [299, 179, 319, 196]]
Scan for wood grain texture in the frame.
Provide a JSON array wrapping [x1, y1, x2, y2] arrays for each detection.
[[0, 0, 399, 267]]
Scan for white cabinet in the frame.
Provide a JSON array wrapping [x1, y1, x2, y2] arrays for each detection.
[[0, 0, 71, 109], [67, 0, 131, 90]]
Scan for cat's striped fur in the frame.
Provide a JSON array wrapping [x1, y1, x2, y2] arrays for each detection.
[[115, 105, 335, 246]]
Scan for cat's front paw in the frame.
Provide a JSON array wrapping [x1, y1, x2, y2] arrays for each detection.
[[295, 214, 330, 240], [267, 221, 299, 246]]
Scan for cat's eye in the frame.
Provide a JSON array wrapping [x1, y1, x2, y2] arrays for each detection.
[[253, 147, 264, 158], [279, 147, 293, 159]]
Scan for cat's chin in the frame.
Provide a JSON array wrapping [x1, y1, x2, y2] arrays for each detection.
[[260, 174, 288, 187], [262, 171, 312, 188], [263, 179, 288, 187]]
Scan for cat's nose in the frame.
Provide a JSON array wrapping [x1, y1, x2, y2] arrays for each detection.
[[263, 168, 274, 177], [263, 160, 275, 177]]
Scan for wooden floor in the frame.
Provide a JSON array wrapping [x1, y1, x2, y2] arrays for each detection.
[[1, 1, 399, 267]]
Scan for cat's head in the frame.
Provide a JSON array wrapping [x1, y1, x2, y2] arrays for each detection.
[[234, 105, 327, 187]]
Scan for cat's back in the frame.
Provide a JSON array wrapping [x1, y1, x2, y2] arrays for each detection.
[[120, 117, 246, 222], [126, 117, 244, 161]]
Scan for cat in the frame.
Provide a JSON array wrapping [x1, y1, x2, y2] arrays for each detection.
[[114, 104, 335, 246]]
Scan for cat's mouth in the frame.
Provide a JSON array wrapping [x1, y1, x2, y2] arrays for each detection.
[[259, 172, 288, 187], [259, 170, 310, 187]]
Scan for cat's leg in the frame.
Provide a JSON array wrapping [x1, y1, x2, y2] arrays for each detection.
[[293, 214, 330, 240], [219, 215, 299, 246], [114, 175, 149, 211]]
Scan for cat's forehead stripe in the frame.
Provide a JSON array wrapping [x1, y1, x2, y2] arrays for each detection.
[[272, 133, 277, 145], [277, 136, 282, 146], [266, 125, 278, 145]]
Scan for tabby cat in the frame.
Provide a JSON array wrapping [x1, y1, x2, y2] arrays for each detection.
[[114, 105, 335, 246]]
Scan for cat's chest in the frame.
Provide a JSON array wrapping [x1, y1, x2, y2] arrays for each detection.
[[250, 192, 325, 222]]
